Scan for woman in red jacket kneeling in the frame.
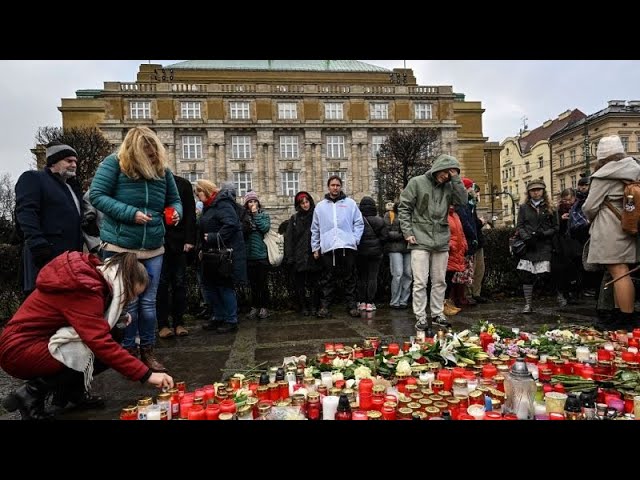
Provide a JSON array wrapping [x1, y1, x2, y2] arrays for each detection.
[[0, 251, 173, 420]]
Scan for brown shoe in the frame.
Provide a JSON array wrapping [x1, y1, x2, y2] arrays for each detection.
[[158, 327, 175, 339], [139, 346, 168, 373], [175, 325, 189, 337]]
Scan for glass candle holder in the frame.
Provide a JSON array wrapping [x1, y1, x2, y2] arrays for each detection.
[[545, 391, 568, 414]]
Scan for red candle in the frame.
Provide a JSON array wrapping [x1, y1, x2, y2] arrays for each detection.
[[406, 377, 417, 386], [452, 367, 466, 380], [549, 412, 565, 420], [205, 403, 220, 420], [381, 404, 397, 420], [502, 413, 519, 420], [458, 413, 475, 420], [334, 379, 346, 390], [187, 405, 205, 420], [219, 399, 237, 414], [358, 378, 373, 394], [325, 343, 335, 352], [622, 350, 636, 362], [359, 393, 373, 411], [597, 349, 612, 361], [553, 383, 566, 394], [351, 410, 368, 420], [633, 328, 640, 339], [480, 332, 493, 352], [179, 399, 193, 419], [628, 338, 639, 349], [437, 369, 453, 392], [482, 363, 497, 379], [581, 364, 594, 379], [388, 343, 400, 356], [334, 343, 344, 351], [371, 396, 385, 411], [484, 411, 503, 420]]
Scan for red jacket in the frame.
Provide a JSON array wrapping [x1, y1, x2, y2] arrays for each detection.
[[0, 251, 150, 381], [447, 209, 467, 272]]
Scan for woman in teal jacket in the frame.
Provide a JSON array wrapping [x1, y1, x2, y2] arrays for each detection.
[[90, 126, 182, 373]]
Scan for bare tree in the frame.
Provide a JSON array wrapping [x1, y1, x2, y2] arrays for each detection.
[[35, 126, 114, 190], [0, 172, 15, 221], [375, 128, 441, 209]]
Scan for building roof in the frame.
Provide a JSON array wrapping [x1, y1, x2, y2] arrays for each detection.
[[165, 60, 390, 73], [551, 101, 640, 138], [519, 109, 586, 153]]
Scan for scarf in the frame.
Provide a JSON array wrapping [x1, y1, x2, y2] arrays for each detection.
[[48, 263, 125, 392]]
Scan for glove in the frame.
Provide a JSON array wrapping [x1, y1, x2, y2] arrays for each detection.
[[31, 245, 53, 269]]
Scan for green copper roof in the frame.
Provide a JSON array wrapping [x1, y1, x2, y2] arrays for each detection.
[[76, 89, 102, 98], [165, 60, 390, 73]]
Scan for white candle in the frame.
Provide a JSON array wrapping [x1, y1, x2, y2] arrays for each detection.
[[146, 404, 161, 420], [321, 371, 333, 389], [322, 395, 339, 420], [424, 371, 435, 388], [628, 346, 638, 354]]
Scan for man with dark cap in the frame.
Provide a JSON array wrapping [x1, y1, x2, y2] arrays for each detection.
[[15, 142, 84, 294]]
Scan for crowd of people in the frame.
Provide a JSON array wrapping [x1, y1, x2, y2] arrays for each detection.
[[2, 129, 639, 420]]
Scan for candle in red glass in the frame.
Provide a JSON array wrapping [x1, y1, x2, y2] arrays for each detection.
[[371, 396, 385, 411], [203, 385, 215, 404], [219, 399, 237, 414], [188, 404, 205, 420], [634, 328, 640, 339], [482, 364, 497, 379], [628, 338, 639, 349], [581, 364, 594, 379], [597, 349, 612, 361], [381, 404, 397, 420], [458, 413, 475, 420], [437, 369, 453, 392], [452, 367, 466, 380], [359, 392, 373, 410], [388, 343, 400, 356], [176, 381, 186, 393], [502, 413, 519, 420], [325, 343, 334, 352], [484, 411, 502, 420], [549, 412, 565, 420], [479, 332, 493, 352], [179, 399, 193, 419], [195, 388, 205, 400], [334, 379, 346, 390], [539, 368, 553, 383], [119, 407, 137, 420], [573, 363, 585, 378], [553, 383, 566, 394], [622, 350, 636, 362], [351, 410, 368, 420], [358, 378, 373, 394], [205, 403, 221, 420], [334, 343, 344, 351], [406, 377, 417, 386]]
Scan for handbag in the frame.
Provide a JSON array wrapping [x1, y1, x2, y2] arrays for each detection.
[[509, 231, 527, 258], [263, 229, 284, 267], [202, 234, 234, 281]]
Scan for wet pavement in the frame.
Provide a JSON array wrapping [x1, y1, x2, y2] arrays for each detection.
[[0, 296, 602, 420]]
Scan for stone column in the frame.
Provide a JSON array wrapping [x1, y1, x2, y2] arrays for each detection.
[[304, 142, 313, 192], [267, 143, 276, 194], [315, 144, 324, 193], [218, 143, 226, 182], [258, 143, 266, 193], [360, 143, 369, 194], [207, 141, 216, 182], [351, 141, 360, 198], [167, 144, 176, 172]]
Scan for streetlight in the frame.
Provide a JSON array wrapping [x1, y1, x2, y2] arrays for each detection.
[[495, 190, 517, 227], [583, 121, 591, 177]]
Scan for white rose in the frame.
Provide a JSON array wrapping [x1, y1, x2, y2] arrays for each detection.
[[396, 360, 412, 376]]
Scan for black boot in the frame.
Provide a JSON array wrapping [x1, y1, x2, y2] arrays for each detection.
[[50, 369, 105, 412], [2, 378, 54, 420]]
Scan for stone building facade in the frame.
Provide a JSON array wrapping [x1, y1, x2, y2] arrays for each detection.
[[58, 60, 497, 226]]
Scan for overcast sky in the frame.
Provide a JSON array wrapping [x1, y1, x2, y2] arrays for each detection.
[[1, 60, 639, 182]]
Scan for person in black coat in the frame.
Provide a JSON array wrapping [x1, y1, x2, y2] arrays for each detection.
[[284, 191, 322, 315], [15, 143, 84, 294], [515, 180, 558, 313], [197, 180, 247, 334], [356, 196, 388, 311], [157, 175, 197, 338]]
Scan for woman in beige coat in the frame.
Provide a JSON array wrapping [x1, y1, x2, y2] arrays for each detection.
[[583, 135, 640, 327]]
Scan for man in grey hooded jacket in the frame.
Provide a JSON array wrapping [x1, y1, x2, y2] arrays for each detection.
[[398, 154, 467, 333]]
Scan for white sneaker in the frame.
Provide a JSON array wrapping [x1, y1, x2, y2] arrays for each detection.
[[357, 302, 366, 311], [432, 314, 451, 327], [415, 318, 429, 331], [365, 303, 375, 312]]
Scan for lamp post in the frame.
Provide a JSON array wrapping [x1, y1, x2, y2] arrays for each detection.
[[583, 121, 591, 177], [495, 190, 517, 227]]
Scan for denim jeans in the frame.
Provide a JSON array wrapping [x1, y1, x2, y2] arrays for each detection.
[[389, 252, 412, 307], [210, 286, 238, 325], [102, 251, 163, 348]]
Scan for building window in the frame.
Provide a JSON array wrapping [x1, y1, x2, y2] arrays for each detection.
[[279, 136, 299, 159], [525, 161, 530, 173], [130, 101, 150, 120], [182, 136, 203, 160], [281, 172, 299, 196], [234, 172, 253, 196], [372, 168, 379, 195], [180, 101, 201, 119], [185, 172, 203, 184], [515, 183, 519, 196], [231, 136, 252, 159], [559, 153, 565, 168], [324, 103, 343, 120], [560, 177, 566, 191], [538, 156, 543, 168], [570, 175, 577, 188], [414, 103, 432, 120], [370, 103, 389, 120], [371, 135, 388, 159], [621, 136, 629, 152], [326, 136, 345, 159], [278, 103, 297, 120], [230, 101, 250, 120], [570, 149, 576, 164]]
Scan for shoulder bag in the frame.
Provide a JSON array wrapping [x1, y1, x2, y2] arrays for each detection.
[[202, 234, 234, 281]]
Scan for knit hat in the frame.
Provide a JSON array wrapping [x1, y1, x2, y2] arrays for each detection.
[[527, 180, 546, 191], [578, 176, 590, 186], [295, 192, 310, 204], [596, 135, 625, 160], [462, 177, 474, 189], [46, 143, 78, 167], [244, 190, 259, 206]]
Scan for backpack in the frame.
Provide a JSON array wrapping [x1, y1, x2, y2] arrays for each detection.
[[567, 200, 589, 235], [604, 180, 640, 236]]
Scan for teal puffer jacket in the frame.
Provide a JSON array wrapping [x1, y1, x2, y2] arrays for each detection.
[[90, 154, 183, 250]]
